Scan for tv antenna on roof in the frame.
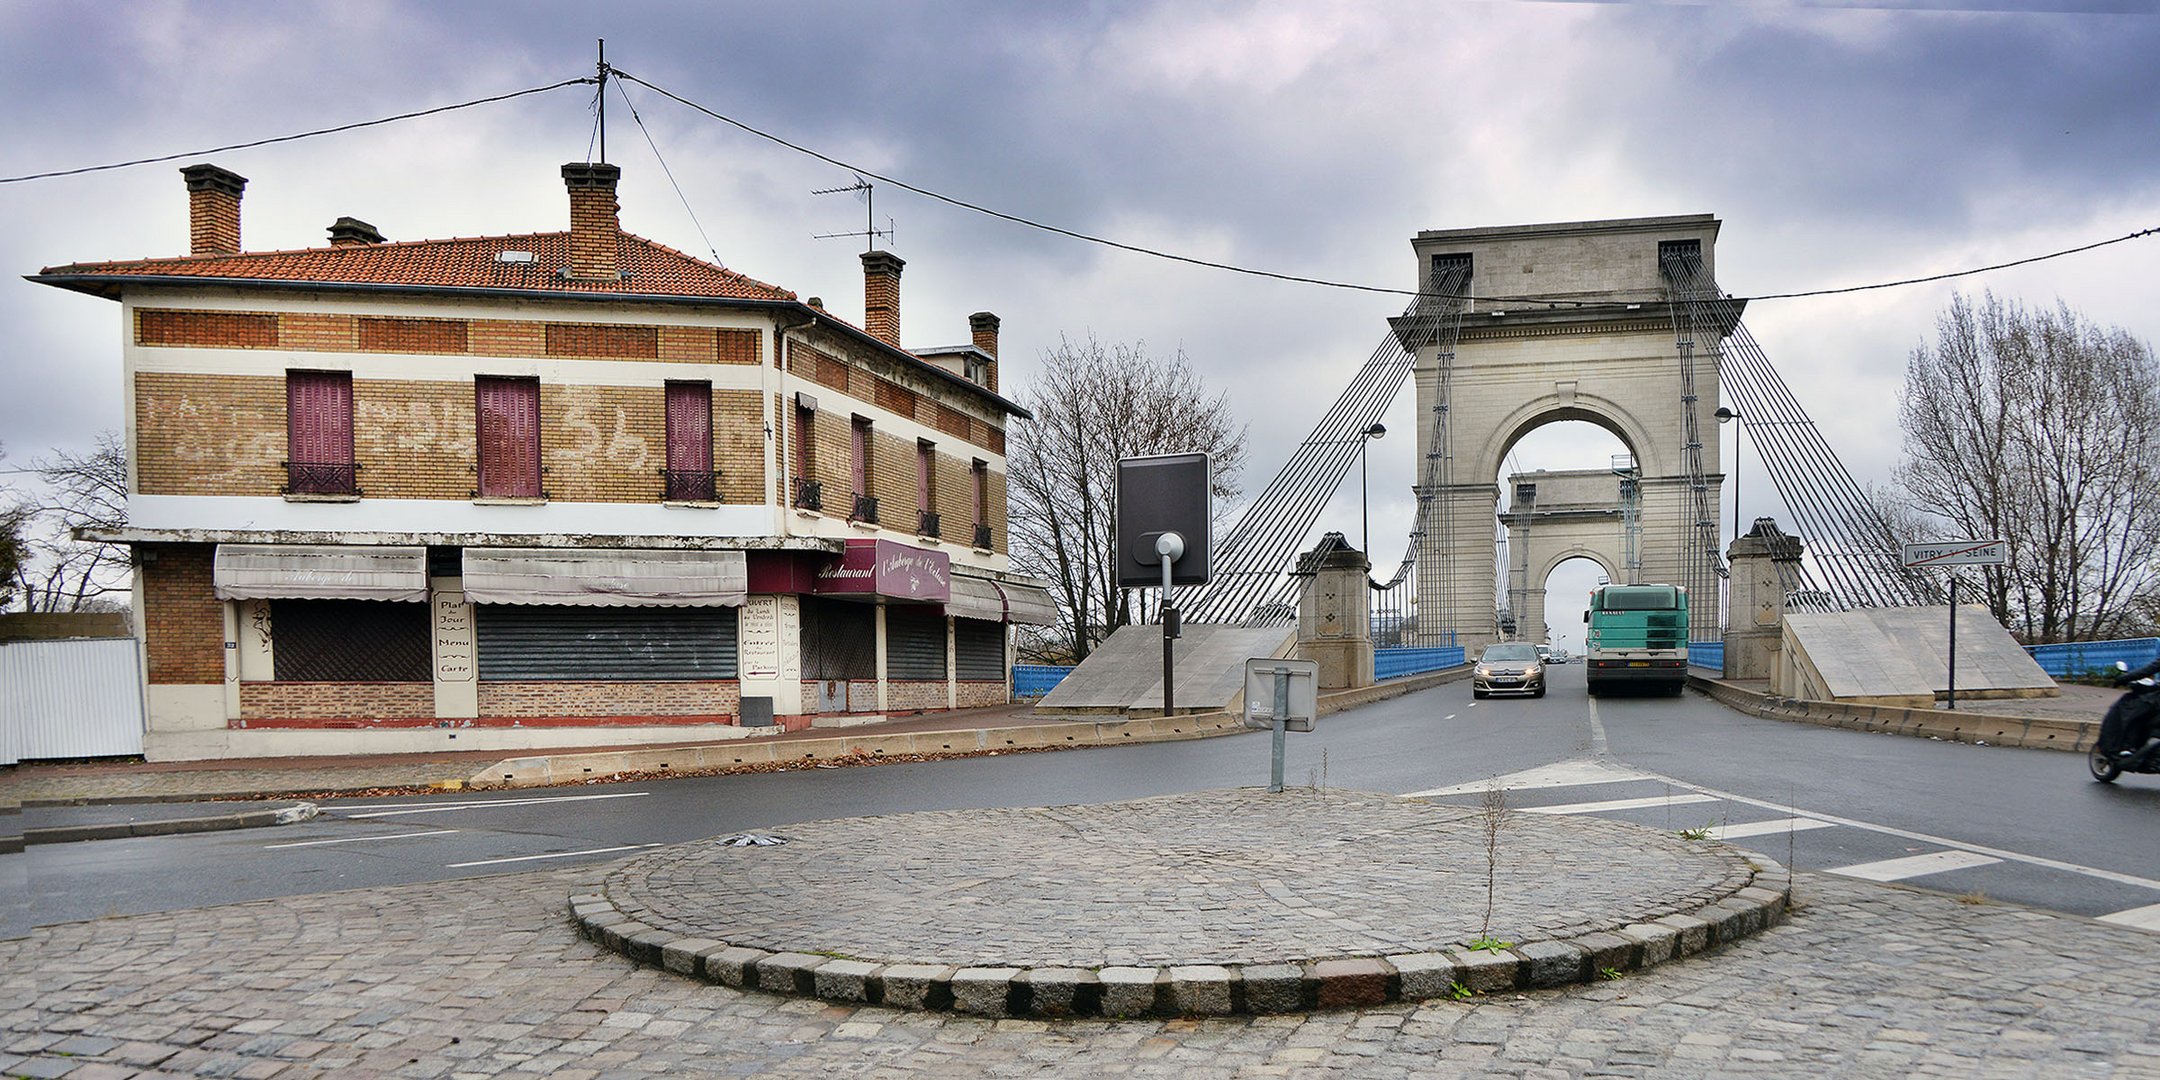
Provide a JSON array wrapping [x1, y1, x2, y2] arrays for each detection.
[[811, 176, 894, 252]]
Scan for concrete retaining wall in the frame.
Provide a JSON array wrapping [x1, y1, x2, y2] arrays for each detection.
[[1689, 675, 2098, 753]]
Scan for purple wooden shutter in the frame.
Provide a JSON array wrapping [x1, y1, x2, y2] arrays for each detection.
[[286, 371, 353, 493], [917, 441, 933, 513], [477, 377, 541, 497], [665, 382, 713, 473], [851, 417, 871, 495]]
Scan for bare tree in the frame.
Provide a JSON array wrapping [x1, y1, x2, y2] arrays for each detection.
[[1896, 293, 2160, 642], [1007, 336, 1246, 662], [9, 431, 132, 612]]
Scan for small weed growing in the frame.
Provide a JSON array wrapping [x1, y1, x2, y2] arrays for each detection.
[[1599, 966, 1624, 981], [1955, 889, 1990, 906], [1445, 980, 1475, 1001], [1466, 936, 1514, 953], [1677, 824, 1714, 841]]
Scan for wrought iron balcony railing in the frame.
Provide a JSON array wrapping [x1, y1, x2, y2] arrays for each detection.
[[794, 478, 824, 511], [284, 460, 359, 496], [663, 468, 718, 502], [918, 510, 941, 538]]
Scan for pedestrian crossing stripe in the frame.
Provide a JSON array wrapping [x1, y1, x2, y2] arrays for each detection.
[[1521, 794, 1719, 815], [2096, 903, 2160, 933], [1706, 818, 1835, 841], [1826, 850, 2001, 882]]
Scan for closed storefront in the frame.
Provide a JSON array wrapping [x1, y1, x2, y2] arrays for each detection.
[[475, 606, 738, 680], [886, 606, 947, 681], [955, 618, 1006, 682], [800, 597, 875, 680], [271, 599, 431, 682]]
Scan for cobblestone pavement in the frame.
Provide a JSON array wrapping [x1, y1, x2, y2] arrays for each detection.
[[9, 848, 2160, 1077], [602, 789, 1753, 967]]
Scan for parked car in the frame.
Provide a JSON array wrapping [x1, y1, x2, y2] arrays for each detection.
[[1474, 642, 1546, 699]]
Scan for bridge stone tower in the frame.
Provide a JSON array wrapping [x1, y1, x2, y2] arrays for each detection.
[[1406, 216, 1727, 653]]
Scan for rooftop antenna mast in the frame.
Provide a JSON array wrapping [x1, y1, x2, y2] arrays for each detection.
[[596, 39, 608, 163], [812, 176, 893, 252]]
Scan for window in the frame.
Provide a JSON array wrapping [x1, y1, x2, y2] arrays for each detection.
[[793, 397, 820, 508], [972, 459, 991, 549], [476, 376, 541, 498], [849, 416, 878, 522], [285, 371, 355, 495], [271, 599, 429, 681], [917, 440, 939, 536], [664, 381, 715, 501]]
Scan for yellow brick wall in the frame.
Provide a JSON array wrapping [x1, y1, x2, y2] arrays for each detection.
[[540, 384, 663, 502], [134, 372, 286, 496], [353, 379, 478, 499], [712, 389, 766, 503]]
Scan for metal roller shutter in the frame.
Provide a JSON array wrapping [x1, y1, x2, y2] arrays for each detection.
[[955, 619, 1006, 681], [801, 597, 875, 680], [476, 605, 738, 681], [272, 599, 431, 682], [886, 607, 947, 680]]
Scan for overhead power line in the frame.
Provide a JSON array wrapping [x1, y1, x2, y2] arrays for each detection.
[[0, 78, 597, 185]]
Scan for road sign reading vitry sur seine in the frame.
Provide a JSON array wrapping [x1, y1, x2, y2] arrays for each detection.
[[1900, 540, 2008, 568]]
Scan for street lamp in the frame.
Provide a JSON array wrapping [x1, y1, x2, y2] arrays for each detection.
[[1714, 407, 1742, 541], [1359, 422, 1386, 555]]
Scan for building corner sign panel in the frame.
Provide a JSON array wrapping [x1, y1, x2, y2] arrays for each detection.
[[462, 548, 748, 606], [815, 539, 950, 602], [1900, 540, 2008, 568], [213, 544, 428, 602]]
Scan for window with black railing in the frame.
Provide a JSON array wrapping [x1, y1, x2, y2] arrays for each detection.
[[663, 468, 718, 502], [852, 492, 880, 524], [795, 477, 824, 511], [919, 510, 941, 538], [973, 522, 994, 550], [285, 460, 359, 496]]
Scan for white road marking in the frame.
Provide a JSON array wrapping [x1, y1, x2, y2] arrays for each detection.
[[1404, 758, 1652, 798], [2096, 903, 2160, 933], [447, 843, 662, 869], [1445, 714, 1457, 721], [342, 792, 650, 819], [265, 829, 459, 849], [1706, 818, 1835, 841], [1624, 769, 2160, 893], [1829, 850, 2002, 882], [1523, 793, 1719, 815]]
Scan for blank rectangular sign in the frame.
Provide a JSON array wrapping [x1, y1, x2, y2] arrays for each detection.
[[1116, 453, 1212, 587]]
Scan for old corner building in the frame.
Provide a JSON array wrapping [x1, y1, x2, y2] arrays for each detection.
[[31, 161, 1055, 761]]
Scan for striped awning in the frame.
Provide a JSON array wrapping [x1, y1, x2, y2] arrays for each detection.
[[462, 548, 748, 607], [212, 544, 427, 602], [945, 575, 1059, 626]]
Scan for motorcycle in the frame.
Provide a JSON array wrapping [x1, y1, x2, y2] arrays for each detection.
[[2091, 661, 2160, 784]]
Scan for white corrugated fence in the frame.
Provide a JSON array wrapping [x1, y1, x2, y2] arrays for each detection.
[[0, 637, 146, 763]]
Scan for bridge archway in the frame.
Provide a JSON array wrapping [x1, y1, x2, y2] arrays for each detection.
[[1410, 216, 1726, 653]]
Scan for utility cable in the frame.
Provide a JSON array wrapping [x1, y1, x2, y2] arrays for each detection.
[[613, 77, 724, 267], [0, 79, 596, 185]]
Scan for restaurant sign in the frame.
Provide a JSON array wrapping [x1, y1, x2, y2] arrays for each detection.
[[813, 539, 951, 602]]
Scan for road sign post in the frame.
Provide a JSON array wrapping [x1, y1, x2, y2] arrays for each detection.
[[1901, 540, 2008, 711], [1244, 658, 1318, 793], [1118, 454, 1213, 717]]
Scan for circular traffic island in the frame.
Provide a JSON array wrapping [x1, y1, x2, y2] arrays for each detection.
[[572, 788, 1789, 1017]]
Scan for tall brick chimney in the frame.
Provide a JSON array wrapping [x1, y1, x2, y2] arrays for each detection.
[[861, 251, 905, 347], [969, 311, 1001, 392], [181, 164, 247, 256], [327, 217, 385, 247], [561, 163, 623, 280]]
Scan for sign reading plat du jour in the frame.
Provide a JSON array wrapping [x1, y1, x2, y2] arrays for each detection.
[[740, 595, 782, 680]]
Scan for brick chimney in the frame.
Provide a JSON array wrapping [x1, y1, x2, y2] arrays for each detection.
[[181, 164, 246, 256], [327, 217, 385, 247], [969, 312, 1001, 392], [561, 162, 623, 280], [861, 251, 905, 347]]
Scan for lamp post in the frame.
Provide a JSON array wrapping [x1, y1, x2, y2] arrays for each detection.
[[1714, 407, 1742, 541], [1359, 422, 1386, 555]]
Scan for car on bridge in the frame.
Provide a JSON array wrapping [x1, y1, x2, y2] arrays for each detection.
[[1473, 642, 1546, 699]]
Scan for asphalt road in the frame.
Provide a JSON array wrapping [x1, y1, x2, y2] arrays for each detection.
[[31, 664, 2160, 930]]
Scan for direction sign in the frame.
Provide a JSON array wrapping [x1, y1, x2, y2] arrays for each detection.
[[1901, 540, 2007, 568]]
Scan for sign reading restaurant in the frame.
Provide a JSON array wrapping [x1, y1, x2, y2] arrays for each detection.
[[813, 539, 952, 602]]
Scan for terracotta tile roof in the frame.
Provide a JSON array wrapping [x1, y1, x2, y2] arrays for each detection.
[[38, 231, 797, 302]]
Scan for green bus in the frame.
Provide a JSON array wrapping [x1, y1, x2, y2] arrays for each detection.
[[1583, 583, 1689, 696]]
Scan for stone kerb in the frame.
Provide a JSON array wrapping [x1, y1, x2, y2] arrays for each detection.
[[570, 789, 1791, 1019], [1689, 673, 2100, 753]]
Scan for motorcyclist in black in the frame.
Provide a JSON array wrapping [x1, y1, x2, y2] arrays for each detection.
[[2104, 656, 2160, 758]]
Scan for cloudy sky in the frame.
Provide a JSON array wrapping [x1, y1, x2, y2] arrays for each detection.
[[5, 1, 2155, 641]]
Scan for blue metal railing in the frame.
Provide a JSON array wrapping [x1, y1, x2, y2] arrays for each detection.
[[1375, 646, 1466, 681], [1688, 641, 1726, 674], [1012, 665, 1075, 699], [2025, 637, 2160, 678]]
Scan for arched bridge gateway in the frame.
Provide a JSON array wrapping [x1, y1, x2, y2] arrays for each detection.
[[1178, 215, 1938, 654]]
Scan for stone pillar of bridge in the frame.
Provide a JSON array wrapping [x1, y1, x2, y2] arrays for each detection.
[[1297, 536, 1374, 690], [1724, 518, 1800, 680]]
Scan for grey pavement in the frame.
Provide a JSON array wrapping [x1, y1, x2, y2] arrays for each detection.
[[8, 841, 2159, 1077], [581, 789, 1783, 1016]]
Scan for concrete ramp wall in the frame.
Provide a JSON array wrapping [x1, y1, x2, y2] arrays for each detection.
[[1035, 623, 1298, 716], [1782, 605, 2056, 707]]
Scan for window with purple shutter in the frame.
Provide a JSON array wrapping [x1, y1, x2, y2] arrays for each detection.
[[664, 381, 715, 501], [916, 440, 938, 536], [476, 377, 542, 498], [286, 370, 356, 495], [849, 416, 877, 522]]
